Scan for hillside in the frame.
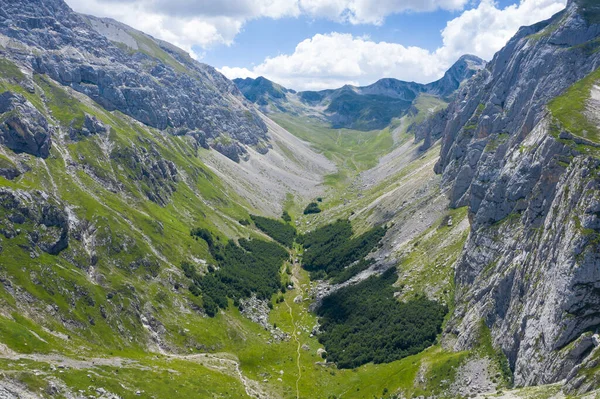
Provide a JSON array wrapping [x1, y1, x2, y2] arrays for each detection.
[[1, 0, 600, 398]]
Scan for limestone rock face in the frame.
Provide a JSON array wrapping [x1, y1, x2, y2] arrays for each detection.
[[0, 91, 52, 158], [0, 0, 268, 160], [69, 113, 107, 141], [425, 1, 600, 388], [0, 188, 69, 255]]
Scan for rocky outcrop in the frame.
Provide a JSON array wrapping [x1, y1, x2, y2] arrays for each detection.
[[0, 0, 268, 160], [427, 0, 600, 388], [0, 188, 69, 255], [110, 141, 179, 206], [425, 55, 486, 98], [69, 113, 107, 141], [0, 91, 52, 158]]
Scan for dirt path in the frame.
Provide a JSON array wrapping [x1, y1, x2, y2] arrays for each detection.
[[285, 298, 301, 399], [0, 344, 269, 399], [285, 255, 304, 399]]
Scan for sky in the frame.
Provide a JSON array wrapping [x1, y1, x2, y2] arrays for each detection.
[[65, 0, 568, 91]]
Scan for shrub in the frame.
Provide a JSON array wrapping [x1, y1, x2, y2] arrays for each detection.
[[282, 210, 292, 222], [185, 231, 288, 316], [303, 202, 321, 214], [298, 220, 387, 280]]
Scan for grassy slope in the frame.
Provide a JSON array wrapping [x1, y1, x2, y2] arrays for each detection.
[[269, 113, 395, 180], [0, 59, 472, 399], [549, 67, 600, 144], [1, 57, 594, 398]]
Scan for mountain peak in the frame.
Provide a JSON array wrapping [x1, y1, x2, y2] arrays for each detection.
[[424, 54, 485, 97]]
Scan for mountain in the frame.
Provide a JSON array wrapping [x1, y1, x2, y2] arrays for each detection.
[[424, 0, 600, 391], [234, 76, 295, 108], [424, 54, 486, 97], [0, 0, 271, 163], [235, 55, 485, 130]]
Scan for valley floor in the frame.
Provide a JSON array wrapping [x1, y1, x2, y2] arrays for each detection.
[[2, 119, 595, 399]]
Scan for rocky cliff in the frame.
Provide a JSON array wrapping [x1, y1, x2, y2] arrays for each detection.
[[428, 0, 600, 390], [0, 0, 268, 161]]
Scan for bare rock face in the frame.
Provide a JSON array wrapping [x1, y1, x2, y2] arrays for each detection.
[[0, 188, 69, 255], [69, 113, 107, 141], [0, 0, 268, 161], [426, 1, 600, 388], [110, 141, 179, 206], [0, 91, 52, 158]]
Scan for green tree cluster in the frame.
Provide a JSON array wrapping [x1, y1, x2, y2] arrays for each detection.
[[303, 202, 322, 214], [317, 269, 447, 369], [187, 230, 288, 316], [250, 214, 297, 247], [297, 220, 387, 280]]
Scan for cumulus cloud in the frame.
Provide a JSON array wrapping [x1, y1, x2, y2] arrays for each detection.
[[65, 0, 567, 88], [66, 0, 247, 57], [65, 0, 474, 54], [218, 66, 259, 80], [437, 0, 567, 61], [296, 0, 469, 24], [240, 33, 443, 90], [220, 0, 567, 90]]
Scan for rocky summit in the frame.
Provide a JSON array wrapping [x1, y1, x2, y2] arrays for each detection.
[[0, 0, 599, 398]]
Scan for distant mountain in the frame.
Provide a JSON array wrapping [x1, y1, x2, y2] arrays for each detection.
[[424, 54, 486, 96], [234, 76, 295, 107], [235, 55, 485, 130]]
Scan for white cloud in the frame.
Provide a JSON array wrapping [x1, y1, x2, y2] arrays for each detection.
[[65, 0, 474, 52], [220, 0, 567, 90], [437, 0, 567, 61], [218, 66, 258, 80], [66, 0, 247, 57], [240, 33, 444, 90], [298, 0, 469, 24], [65, 0, 567, 88]]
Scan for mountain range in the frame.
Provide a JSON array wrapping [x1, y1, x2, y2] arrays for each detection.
[[234, 54, 485, 130]]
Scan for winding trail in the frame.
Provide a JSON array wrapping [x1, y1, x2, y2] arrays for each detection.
[[285, 297, 302, 399], [0, 345, 268, 399], [284, 252, 304, 399]]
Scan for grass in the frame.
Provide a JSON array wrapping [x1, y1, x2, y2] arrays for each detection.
[[128, 31, 189, 74], [410, 94, 448, 126], [548, 67, 600, 144], [0, 59, 25, 81], [3, 40, 598, 398], [270, 113, 394, 176], [527, 11, 567, 42], [0, 64, 474, 398], [485, 133, 510, 152], [395, 207, 470, 304]]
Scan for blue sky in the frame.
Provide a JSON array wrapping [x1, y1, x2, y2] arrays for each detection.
[[199, 7, 464, 69], [67, 0, 567, 90]]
